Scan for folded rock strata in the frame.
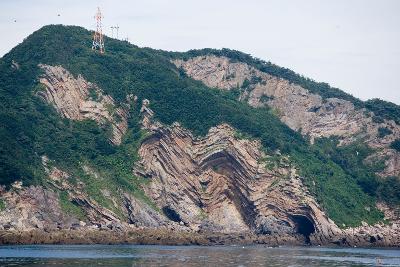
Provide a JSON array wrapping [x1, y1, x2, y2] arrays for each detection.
[[136, 100, 341, 244], [174, 56, 400, 177], [37, 64, 133, 145], [0, 185, 73, 231], [0, 156, 169, 232], [0, 91, 398, 245]]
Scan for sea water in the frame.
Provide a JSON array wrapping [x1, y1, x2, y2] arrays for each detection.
[[0, 244, 399, 266]]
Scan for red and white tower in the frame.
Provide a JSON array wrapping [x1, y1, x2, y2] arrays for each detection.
[[92, 7, 105, 54]]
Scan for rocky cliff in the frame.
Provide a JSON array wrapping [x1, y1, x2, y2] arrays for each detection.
[[0, 96, 398, 246], [0, 155, 169, 232], [136, 100, 341, 244], [174, 56, 400, 177], [37, 64, 133, 145], [0, 25, 399, 247]]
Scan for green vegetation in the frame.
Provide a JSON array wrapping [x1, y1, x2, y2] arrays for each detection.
[[318, 137, 400, 211], [0, 25, 398, 227], [391, 139, 400, 152], [167, 48, 363, 106], [168, 48, 400, 125], [377, 176, 400, 206], [59, 191, 86, 220], [260, 95, 274, 103], [261, 153, 286, 170], [378, 127, 393, 138], [233, 130, 255, 141], [0, 26, 154, 210], [365, 99, 400, 125], [88, 88, 99, 101], [0, 199, 6, 211], [197, 209, 208, 220]]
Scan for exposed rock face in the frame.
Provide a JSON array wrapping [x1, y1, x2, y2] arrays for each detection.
[[135, 100, 341, 243], [0, 156, 171, 232], [0, 185, 75, 231], [123, 194, 168, 228], [37, 64, 133, 145], [0, 93, 399, 246], [40, 156, 123, 227], [174, 56, 400, 177], [0, 228, 305, 246], [43, 157, 170, 230], [341, 223, 400, 247]]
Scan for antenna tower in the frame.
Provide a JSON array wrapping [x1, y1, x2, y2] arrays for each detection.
[[115, 25, 119, 39], [111, 25, 119, 39], [92, 7, 105, 53]]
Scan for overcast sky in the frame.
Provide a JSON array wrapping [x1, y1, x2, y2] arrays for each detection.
[[1, 0, 399, 104]]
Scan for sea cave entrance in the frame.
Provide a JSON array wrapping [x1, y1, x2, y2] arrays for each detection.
[[162, 206, 182, 223], [292, 215, 316, 244]]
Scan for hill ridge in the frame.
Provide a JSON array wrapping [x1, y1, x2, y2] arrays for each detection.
[[0, 25, 399, 246]]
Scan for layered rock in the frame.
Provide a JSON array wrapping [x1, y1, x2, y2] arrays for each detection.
[[0, 94, 398, 246], [0, 156, 169, 232], [43, 157, 169, 230], [135, 100, 341, 244], [0, 185, 75, 231], [174, 56, 400, 177], [37, 64, 133, 145]]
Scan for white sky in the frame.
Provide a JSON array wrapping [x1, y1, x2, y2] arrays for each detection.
[[1, 0, 399, 104]]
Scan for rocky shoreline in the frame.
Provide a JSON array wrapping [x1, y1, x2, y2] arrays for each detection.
[[0, 229, 303, 246], [0, 64, 399, 249], [0, 228, 398, 248]]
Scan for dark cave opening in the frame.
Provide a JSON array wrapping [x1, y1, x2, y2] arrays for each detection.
[[292, 215, 316, 244], [162, 206, 182, 222]]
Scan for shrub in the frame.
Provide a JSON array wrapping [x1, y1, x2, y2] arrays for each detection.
[[391, 139, 400, 152], [378, 127, 393, 138]]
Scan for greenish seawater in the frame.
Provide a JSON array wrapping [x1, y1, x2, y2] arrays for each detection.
[[0, 245, 399, 266]]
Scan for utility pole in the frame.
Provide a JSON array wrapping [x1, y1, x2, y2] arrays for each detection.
[[111, 25, 119, 39], [115, 25, 119, 39], [92, 7, 105, 54]]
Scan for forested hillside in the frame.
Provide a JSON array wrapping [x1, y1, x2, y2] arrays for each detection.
[[0, 25, 399, 227]]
